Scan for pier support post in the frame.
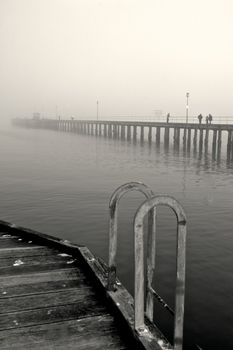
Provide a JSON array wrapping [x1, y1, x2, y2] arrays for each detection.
[[108, 124, 112, 138], [204, 127, 209, 153], [104, 124, 107, 137], [231, 134, 233, 161], [164, 127, 169, 148], [183, 128, 187, 150], [217, 129, 222, 159], [148, 126, 152, 144], [173, 128, 177, 147], [227, 130, 232, 160], [116, 124, 119, 139], [193, 128, 197, 153], [212, 129, 217, 159], [113, 124, 117, 139], [127, 125, 131, 141], [99, 123, 102, 136], [176, 128, 180, 149], [187, 128, 191, 152], [133, 126, 137, 142], [156, 127, 160, 145], [121, 125, 125, 140], [199, 129, 203, 155], [140, 126, 144, 143]]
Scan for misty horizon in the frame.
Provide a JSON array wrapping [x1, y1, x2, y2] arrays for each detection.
[[1, 0, 233, 123]]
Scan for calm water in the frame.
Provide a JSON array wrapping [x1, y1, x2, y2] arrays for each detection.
[[1, 124, 233, 349]]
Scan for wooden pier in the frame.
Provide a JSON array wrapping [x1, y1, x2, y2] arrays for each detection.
[[12, 118, 233, 161], [0, 224, 133, 349], [0, 185, 190, 350]]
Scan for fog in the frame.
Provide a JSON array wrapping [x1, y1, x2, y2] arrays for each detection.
[[1, 0, 233, 123]]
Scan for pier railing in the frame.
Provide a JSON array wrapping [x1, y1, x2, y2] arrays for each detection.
[[108, 183, 187, 350]]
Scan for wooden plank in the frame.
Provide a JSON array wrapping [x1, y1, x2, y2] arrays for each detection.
[[0, 246, 59, 259], [0, 314, 127, 350], [0, 238, 38, 249], [0, 287, 97, 313], [0, 252, 78, 276], [0, 252, 72, 266], [0, 267, 84, 289], [0, 299, 107, 331], [0, 277, 87, 298], [0, 258, 78, 276]]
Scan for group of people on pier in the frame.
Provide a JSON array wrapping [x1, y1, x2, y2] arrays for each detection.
[[198, 114, 213, 124], [166, 113, 213, 124]]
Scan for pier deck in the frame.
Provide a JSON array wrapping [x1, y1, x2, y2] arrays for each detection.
[[0, 223, 130, 350], [0, 220, 173, 350]]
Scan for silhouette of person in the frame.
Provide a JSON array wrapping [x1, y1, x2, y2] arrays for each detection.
[[166, 113, 170, 123], [198, 114, 203, 124], [208, 114, 213, 124]]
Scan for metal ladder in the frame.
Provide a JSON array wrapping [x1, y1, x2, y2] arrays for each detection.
[[108, 182, 187, 350]]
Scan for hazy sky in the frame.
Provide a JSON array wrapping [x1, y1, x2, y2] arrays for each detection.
[[0, 0, 233, 121]]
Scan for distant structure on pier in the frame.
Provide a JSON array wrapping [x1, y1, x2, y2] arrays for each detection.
[[33, 112, 41, 120]]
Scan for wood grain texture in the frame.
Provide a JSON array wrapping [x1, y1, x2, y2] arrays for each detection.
[[0, 255, 78, 276], [0, 315, 127, 350], [0, 246, 60, 259], [0, 298, 106, 331], [0, 238, 38, 249], [0, 288, 96, 313]]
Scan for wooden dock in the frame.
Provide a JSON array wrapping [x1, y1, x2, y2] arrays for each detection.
[[0, 183, 193, 349], [0, 217, 174, 350], [0, 223, 130, 349]]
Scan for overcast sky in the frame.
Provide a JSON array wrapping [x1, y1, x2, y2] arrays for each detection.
[[0, 0, 233, 121]]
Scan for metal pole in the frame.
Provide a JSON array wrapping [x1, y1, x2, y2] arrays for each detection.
[[186, 92, 189, 123], [97, 100, 99, 121]]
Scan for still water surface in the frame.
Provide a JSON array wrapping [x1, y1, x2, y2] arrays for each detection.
[[1, 125, 233, 349]]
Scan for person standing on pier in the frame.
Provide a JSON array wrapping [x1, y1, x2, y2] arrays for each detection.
[[198, 114, 203, 124], [208, 114, 213, 124], [166, 113, 170, 123]]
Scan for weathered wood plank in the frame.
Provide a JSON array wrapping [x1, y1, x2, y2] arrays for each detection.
[[0, 246, 59, 259], [0, 278, 88, 298], [0, 288, 96, 313], [0, 299, 106, 331], [0, 314, 127, 350], [0, 252, 79, 276], [0, 238, 37, 249], [0, 253, 73, 267], [0, 267, 83, 288], [0, 259, 78, 276]]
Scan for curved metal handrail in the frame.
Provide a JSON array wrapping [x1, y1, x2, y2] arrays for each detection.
[[134, 195, 187, 350], [108, 182, 155, 291]]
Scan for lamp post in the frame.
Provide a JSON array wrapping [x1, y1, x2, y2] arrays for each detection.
[[97, 100, 99, 120], [186, 92, 189, 123]]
